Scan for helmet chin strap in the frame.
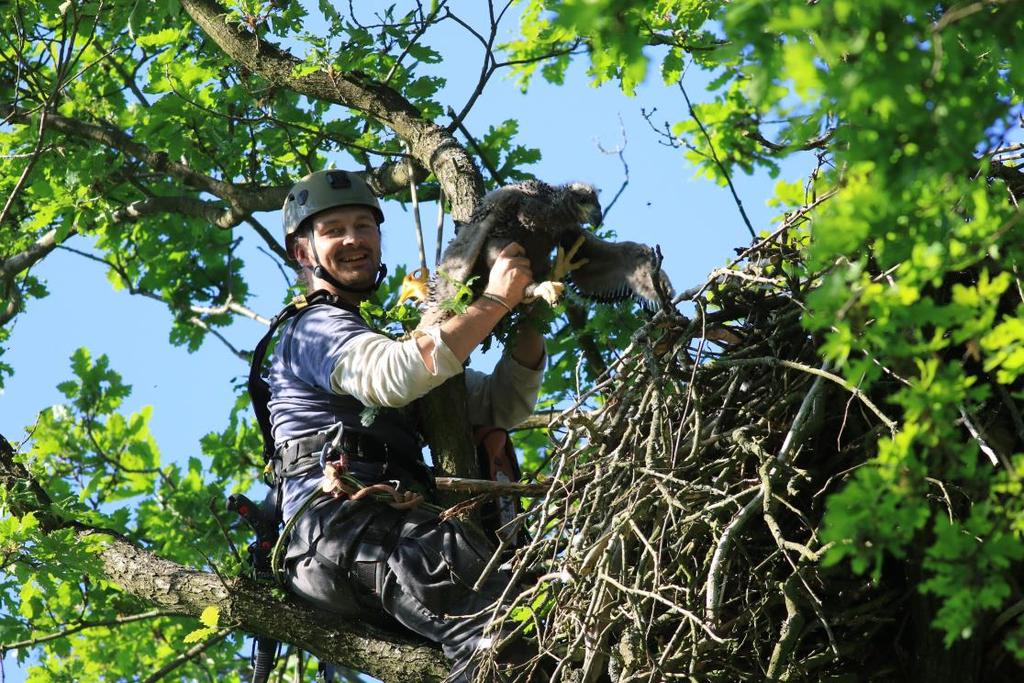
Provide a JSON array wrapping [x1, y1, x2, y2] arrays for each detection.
[[308, 236, 387, 294]]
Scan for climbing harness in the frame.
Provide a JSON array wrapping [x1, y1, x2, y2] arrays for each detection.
[[239, 289, 410, 683], [235, 286, 529, 682], [245, 289, 432, 584]]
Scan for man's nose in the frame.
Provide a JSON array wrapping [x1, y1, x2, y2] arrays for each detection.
[[340, 227, 363, 245]]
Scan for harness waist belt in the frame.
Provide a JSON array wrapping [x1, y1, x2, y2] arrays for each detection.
[[276, 425, 435, 496], [277, 430, 390, 473]]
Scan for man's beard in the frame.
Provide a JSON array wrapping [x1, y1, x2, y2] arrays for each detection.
[[330, 257, 379, 288]]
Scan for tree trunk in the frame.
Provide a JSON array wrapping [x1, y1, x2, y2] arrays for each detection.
[[416, 375, 479, 502], [907, 591, 983, 682]]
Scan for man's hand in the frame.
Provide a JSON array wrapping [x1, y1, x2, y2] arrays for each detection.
[[424, 242, 536, 365], [484, 242, 533, 309]]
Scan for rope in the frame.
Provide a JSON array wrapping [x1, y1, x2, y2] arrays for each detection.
[[269, 465, 434, 585], [434, 186, 445, 265], [406, 146, 427, 272]]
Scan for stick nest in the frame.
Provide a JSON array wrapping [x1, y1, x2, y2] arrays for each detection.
[[479, 234, 903, 682]]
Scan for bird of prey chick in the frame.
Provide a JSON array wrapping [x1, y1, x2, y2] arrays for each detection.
[[418, 180, 673, 327]]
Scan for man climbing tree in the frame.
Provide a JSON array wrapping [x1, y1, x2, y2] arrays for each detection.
[[259, 168, 546, 681], [3, 1, 1024, 682]]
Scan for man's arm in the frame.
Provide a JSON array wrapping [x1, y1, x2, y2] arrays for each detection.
[[509, 323, 545, 371], [330, 242, 534, 408], [416, 242, 533, 370], [464, 342, 546, 428]]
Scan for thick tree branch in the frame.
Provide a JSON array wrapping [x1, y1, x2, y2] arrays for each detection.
[[0, 194, 269, 295], [110, 195, 248, 229], [0, 112, 441, 283], [0, 226, 64, 280], [1, 105, 249, 204], [0, 105, 427, 213], [0, 277, 23, 326], [178, 0, 484, 220], [100, 534, 448, 682], [0, 433, 449, 681]]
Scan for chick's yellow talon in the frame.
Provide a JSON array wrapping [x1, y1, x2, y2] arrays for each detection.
[[552, 235, 590, 280]]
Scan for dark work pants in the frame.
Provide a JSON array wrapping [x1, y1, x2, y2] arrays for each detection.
[[284, 496, 516, 682]]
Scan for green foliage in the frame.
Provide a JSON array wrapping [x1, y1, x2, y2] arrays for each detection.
[[2, 347, 254, 679], [28, 348, 159, 507], [5, 0, 1024, 676], [508, 0, 722, 95], [476, 120, 543, 187], [183, 605, 221, 643], [434, 270, 479, 316], [921, 508, 1024, 645], [357, 265, 422, 335], [504, 0, 1024, 661]]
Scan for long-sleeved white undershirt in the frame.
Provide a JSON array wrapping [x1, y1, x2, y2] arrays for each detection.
[[329, 327, 544, 428]]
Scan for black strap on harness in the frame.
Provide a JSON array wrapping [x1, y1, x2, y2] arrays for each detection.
[[239, 289, 357, 683], [248, 289, 361, 466]]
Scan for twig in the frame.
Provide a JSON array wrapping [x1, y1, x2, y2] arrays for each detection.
[[188, 317, 248, 361], [382, 2, 445, 85], [434, 476, 550, 497], [0, 609, 176, 654], [708, 357, 897, 434], [596, 116, 629, 220], [139, 627, 233, 683], [597, 571, 724, 643], [448, 106, 505, 186], [190, 296, 271, 326], [0, 108, 48, 228], [246, 214, 290, 263], [765, 575, 805, 678], [705, 371, 827, 624], [678, 82, 756, 239], [958, 405, 1011, 469]]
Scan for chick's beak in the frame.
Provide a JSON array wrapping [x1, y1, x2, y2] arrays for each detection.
[[398, 267, 430, 304]]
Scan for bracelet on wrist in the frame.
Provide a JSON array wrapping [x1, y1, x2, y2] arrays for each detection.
[[481, 292, 514, 313]]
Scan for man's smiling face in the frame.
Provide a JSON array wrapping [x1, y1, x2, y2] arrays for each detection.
[[300, 205, 382, 294]]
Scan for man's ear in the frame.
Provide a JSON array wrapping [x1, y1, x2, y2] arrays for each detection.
[[290, 234, 315, 270]]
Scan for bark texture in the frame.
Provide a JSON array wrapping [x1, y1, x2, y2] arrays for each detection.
[[0, 434, 449, 682], [177, 0, 483, 483], [177, 0, 484, 220]]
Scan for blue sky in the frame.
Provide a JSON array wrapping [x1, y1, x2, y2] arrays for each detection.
[[1, 24, 813, 467], [0, 6, 814, 681]]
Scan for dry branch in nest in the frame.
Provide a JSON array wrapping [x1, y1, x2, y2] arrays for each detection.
[[474, 232, 907, 682]]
